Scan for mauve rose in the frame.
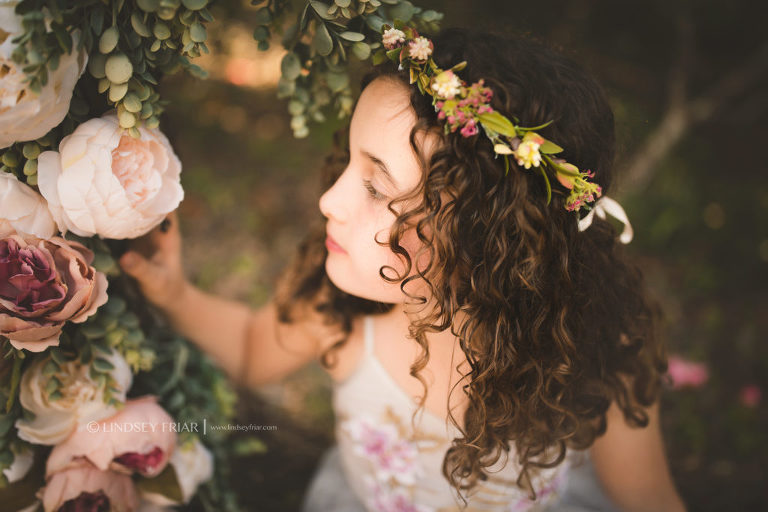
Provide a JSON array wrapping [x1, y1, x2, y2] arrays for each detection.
[[46, 396, 176, 479], [36, 113, 183, 240], [0, 228, 108, 352], [40, 460, 138, 512]]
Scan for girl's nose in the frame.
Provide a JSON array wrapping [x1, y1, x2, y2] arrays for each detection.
[[319, 171, 350, 223]]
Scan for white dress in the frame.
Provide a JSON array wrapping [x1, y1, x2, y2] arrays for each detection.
[[302, 315, 622, 512]]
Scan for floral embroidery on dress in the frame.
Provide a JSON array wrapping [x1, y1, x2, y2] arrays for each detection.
[[341, 410, 437, 512]]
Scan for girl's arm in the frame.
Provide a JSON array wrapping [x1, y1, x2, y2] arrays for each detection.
[[119, 212, 334, 389], [589, 399, 687, 512]]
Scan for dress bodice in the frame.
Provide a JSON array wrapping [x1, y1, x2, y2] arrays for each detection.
[[332, 315, 585, 512]]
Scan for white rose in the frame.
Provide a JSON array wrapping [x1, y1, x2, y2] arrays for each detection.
[[36, 113, 184, 239], [14, 348, 133, 445], [141, 438, 213, 506], [0, 3, 88, 149], [0, 172, 56, 238]]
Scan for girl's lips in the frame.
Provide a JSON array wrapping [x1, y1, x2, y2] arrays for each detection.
[[325, 235, 347, 254]]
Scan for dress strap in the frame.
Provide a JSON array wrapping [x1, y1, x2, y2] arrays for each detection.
[[363, 315, 375, 355]]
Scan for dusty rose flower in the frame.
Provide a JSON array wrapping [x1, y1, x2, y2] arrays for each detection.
[[47, 396, 177, 478], [0, 229, 108, 352], [15, 348, 132, 445], [739, 384, 761, 408], [666, 355, 709, 389], [0, 5, 87, 149], [0, 172, 57, 239], [40, 460, 138, 512], [36, 113, 183, 239]]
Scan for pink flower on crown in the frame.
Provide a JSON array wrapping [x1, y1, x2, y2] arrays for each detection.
[[383, 28, 406, 50], [460, 119, 478, 137], [408, 37, 432, 62], [431, 70, 462, 100], [515, 132, 545, 169]]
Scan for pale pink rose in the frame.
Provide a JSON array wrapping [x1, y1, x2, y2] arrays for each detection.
[[0, 172, 57, 239], [47, 396, 177, 478], [666, 355, 709, 389], [0, 5, 87, 149], [40, 460, 138, 512], [36, 113, 183, 239], [15, 348, 132, 445], [739, 384, 761, 408], [0, 229, 108, 352]]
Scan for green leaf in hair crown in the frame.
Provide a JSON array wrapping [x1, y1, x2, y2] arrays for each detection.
[[372, 23, 603, 213]]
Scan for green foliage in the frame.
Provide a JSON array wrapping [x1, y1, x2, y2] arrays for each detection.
[[251, 0, 443, 137]]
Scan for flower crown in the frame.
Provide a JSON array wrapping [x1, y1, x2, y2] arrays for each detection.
[[372, 23, 602, 214]]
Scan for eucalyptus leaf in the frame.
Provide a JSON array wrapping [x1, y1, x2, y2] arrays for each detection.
[[352, 41, 371, 60], [189, 22, 207, 43], [253, 7, 272, 24], [326, 71, 349, 92], [339, 31, 364, 42], [281, 52, 302, 81], [131, 13, 152, 37], [310, 1, 335, 21], [313, 22, 334, 56], [93, 357, 115, 372]]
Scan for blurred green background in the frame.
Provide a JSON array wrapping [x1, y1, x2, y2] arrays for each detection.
[[155, 0, 767, 510]]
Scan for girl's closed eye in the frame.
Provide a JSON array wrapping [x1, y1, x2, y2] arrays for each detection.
[[363, 178, 387, 201]]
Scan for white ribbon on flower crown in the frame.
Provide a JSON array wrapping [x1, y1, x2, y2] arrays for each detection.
[[577, 195, 634, 244]]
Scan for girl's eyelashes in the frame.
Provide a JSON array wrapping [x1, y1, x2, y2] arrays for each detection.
[[363, 179, 387, 201]]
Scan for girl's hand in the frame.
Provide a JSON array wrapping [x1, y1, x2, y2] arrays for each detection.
[[118, 211, 188, 313]]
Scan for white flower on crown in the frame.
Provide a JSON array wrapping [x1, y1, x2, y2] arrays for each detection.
[[431, 70, 462, 100], [0, 171, 56, 238], [0, 3, 88, 149], [14, 348, 133, 445], [36, 112, 184, 240], [382, 28, 406, 50], [408, 36, 432, 62]]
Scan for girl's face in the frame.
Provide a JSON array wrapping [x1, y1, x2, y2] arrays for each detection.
[[319, 77, 435, 304]]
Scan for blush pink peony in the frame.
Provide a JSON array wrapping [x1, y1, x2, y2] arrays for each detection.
[[0, 172, 57, 239], [36, 113, 183, 240], [47, 396, 177, 478], [40, 459, 139, 512], [0, 228, 108, 352], [0, 5, 88, 149]]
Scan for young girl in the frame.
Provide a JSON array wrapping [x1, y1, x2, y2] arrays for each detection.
[[118, 28, 686, 512]]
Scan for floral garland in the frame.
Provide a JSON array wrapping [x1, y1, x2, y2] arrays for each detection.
[[373, 23, 603, 213], [0, 1, 243, 510]]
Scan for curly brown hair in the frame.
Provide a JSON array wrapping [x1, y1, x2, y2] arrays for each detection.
[[275, 28, 668, 502]]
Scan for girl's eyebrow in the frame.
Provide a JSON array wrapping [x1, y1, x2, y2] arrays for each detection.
[[362, 150, 399, 188]]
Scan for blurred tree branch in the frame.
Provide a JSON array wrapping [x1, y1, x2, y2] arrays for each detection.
[[619, 15, 768, 194]]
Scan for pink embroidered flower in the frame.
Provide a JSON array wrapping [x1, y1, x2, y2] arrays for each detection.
[[665, 355, 709, 390], [739, 384, 761, 408], [430, 71, 462, 100], [383, 28, 406, 50], [407, 37, 432, 62], [514, 132, 545, 169], [343, 416, 421, 485]]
